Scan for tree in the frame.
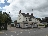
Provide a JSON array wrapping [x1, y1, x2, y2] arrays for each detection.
[[1, 13, 7, 23], [3, 12, 12, 25], [0, 12, 12, 30], [0, 11, 2, 30], [0, 11, 2, 23]]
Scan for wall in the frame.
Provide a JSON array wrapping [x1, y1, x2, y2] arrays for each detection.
[[17, 13, 23, 23]]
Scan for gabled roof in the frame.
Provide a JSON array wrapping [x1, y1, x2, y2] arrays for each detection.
[[21, 13, 35, 18]]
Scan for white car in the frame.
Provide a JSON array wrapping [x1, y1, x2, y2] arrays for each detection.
[[25, 24, 28, 28], [16, 24, 20, 28]]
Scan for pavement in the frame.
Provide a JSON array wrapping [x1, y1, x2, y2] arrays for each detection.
[[0, 27, 48, 36]]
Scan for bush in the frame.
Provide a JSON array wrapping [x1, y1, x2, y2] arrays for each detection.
[[38, 24, 44, 26]]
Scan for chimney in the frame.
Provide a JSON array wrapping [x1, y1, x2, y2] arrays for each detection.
[[19, 10, 21, 14], [27, 13, 29, 15], [31, 13, 33, 16]]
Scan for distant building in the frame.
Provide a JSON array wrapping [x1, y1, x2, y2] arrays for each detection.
[[0, 11, 2, 14], [0, 11, 2, 12], [11, 23, 15, 27], [17, 10, 40, 28]]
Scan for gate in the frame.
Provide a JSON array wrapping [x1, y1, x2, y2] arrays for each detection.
[[0, 23, 7, 30]]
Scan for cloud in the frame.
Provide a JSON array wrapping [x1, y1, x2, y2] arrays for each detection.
[[0, 7, 2, 9], [0, 0, 5, 3], [7, 0, 15, 3], [2, 0, 48, 21]]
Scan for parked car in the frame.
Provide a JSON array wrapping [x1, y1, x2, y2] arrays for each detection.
[[25, 24, 28, 28], [16, 24, 20, 28]]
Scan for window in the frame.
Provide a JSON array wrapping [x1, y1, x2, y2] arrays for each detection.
[[29, 19, 32, 21], [26, 25, 28, 26], [26, 20, 27, 21], [26, 18, 27, 19], [29, 18, 32, 21]]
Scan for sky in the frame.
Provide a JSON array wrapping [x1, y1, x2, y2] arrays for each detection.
[[0, 0, 48, 21]]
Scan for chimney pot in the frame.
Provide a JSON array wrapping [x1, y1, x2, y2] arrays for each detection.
[[19, 10, 21, 14], [31, 13, 33, 16], [27, 13, 29, 15]]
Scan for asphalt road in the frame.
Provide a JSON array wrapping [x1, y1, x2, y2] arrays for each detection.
[[0, 27, 48, 36]]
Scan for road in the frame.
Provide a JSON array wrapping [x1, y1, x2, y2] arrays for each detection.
[[0, 27, 48, 36]]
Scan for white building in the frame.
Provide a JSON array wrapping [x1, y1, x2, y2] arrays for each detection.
[[17, 10, 40, 28]]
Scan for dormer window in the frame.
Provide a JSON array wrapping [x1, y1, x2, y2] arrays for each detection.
[[19, 18, 21, 20], [29, 19, 32, 21], [29, 17, 32, 21], [26, 18, 27, 19]]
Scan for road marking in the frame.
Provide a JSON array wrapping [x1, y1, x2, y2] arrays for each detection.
[[46, 35, 47, 36], [11, 31, 15, 32], [11, 35, 13, 36], [6, 34, 7, 35], [17, 34, 19, 35], [5, 33, 7, 35], [29, 32, 30, 33], [15, 32, 16, 33], [20, 32, 22, 33], [0, 32, 4, 33]]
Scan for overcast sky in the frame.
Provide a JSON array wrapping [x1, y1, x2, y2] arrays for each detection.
[[0, 0, 48, 21]]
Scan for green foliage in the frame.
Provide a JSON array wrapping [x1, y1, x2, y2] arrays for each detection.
[[38, 24, 44, 26], [1, 14, 7, 23], [0, 11, 2, 23], [0, 12, 12, 24]]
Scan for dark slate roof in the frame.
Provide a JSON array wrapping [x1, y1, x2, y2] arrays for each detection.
[[36, 18, 41, 21], [21, 13, 35, 18]]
